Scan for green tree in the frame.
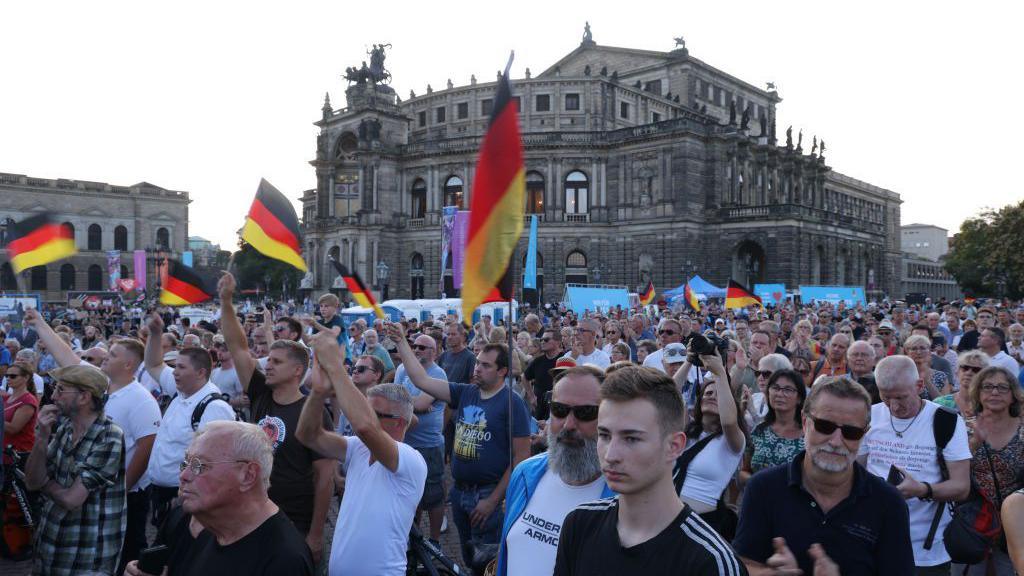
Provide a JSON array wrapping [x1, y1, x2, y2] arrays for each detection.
[[945, 200, 1024, 299], [231, 241, 304, 301]]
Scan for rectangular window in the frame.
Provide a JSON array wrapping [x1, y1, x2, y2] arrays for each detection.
[[565, 188, 589, 214], [713, 86, 722, 106], [565, 93, 580, 111], [536, 94, 551, 112], [620, 101, 630, 119], [418, 111, 426, 127], [481, 99, 493, 116], [457, 102, 468, 119], [644, 80, 662, 95], [435, 106, 446, 123], [511, 96, 521, 113], [701, 80, 710, 100], [652, 112, 661, 123], [737, 96, 745, 114]]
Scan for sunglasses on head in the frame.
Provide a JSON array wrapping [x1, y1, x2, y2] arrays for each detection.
[[548, 401, 599, 422], [809, 415, 866, 440]]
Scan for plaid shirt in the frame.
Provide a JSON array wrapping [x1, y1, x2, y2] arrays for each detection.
[[33, 414, 126, 576]]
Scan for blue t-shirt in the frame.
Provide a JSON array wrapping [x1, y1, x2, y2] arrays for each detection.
[[448, 382, 530, 485], [0, 348, 9, 366], [396, 363, 447, 449]]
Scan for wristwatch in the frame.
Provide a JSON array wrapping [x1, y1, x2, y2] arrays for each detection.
[[921, 481, 934, 501]]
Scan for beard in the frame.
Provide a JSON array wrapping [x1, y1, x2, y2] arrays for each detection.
[[810, 443, 852, 473], [547, 427, 601, 485]]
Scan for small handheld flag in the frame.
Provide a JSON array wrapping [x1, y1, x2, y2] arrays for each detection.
[[684, 282, 701, 312], [329, 258, 385, 320], [6, 212, 77, 273], [640, 281, 656, 306], [241, 179, 308, 272], [725, 279, 763, 309], [160, 260, 214, 306]]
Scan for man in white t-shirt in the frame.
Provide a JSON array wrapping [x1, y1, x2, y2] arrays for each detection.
[[297, 328, 427, 576], [642, 317, 689, 373], [858, 355, 971, 576], [562, 319, 610, 369], [980, 327, 1021, 375], [210, 336, 243, 399]]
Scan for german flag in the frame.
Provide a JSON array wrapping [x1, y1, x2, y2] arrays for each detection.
[[240, 179, 307, 272], [684, 282, 701, 312], [640, 281, 655, 306], [461, 57, 525, 323], [329, 258, 385, 319], [725, 279, 763, 309], [6, 212, 77, 273], [160, 259, 214, 306]]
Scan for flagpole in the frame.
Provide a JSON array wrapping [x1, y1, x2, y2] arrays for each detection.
[[507, 243, 516, 493]]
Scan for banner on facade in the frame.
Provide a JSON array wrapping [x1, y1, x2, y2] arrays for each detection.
[[133, 250, 147, 291], [452, 210, 470, 289], [440, 206, 457, 280], [107, 250, 121, 291], [523, 215, 538, 290], [798, 285, 866, 306], [753, 283, 787, 307]]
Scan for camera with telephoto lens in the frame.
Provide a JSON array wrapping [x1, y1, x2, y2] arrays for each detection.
[[684, 332, 729, 367]]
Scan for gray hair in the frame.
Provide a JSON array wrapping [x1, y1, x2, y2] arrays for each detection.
[[15, 348, 36, 363], [874, 355, 919, 391], [194, 421, 274, 490], [957, 349, 991, 368], [363, 329, 378, 340], [758, 353, 793, 372], [4, 339, 20, 351], [367, 383, 414, 422]]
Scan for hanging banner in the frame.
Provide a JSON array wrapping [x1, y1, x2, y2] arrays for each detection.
[[754, 283, 787, 307], [452, 210, 470, 289], [799, 285, 866, 306], [182, 251, 194, 267], [523, 215, 538, 290], [440, 206, 457, 279], [133, 250, 147, 291], [106, 250, 121, 291]]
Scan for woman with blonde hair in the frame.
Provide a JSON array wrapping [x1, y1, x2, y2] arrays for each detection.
[[935, 350, 990, 416], [786, 319, 819, 361], [903, 334, 950, 399]]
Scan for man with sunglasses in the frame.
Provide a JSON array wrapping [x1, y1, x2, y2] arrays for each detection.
[[498, 365, 613, 576], [642, 318, 688, 373], [735, 375, 914, 574], [858, 355, 971, 575], [523, 329, 563, 420], [562, 319, 610, 369]]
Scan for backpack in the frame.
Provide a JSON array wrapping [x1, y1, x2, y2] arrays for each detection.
[[190, 392, 239, 431], [923, 406, 957, 550]]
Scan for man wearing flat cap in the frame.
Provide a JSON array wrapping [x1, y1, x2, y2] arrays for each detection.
[[24, 364, 126, 576]]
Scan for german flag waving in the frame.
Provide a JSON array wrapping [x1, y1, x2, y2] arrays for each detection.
[[684, 282, 701, 312], [6, 212, 77, 273], [160, 259, 214, 306], [241, 179, 307, 272], [725, 279, 763, 309], [329, 258, 385, 320], [639, 281, 655, 306], [461, 56, 525, 324]]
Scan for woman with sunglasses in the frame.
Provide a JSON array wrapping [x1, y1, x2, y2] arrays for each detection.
[[935, 350, 990, 416], [599, 320, 627, 357], [1, 361, 38, 559], [740, 369, 806, 487]]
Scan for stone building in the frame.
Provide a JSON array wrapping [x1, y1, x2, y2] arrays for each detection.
[[302, 30, 902, 304], [0, 173, 189, 302], [901, 223, 949, 262]]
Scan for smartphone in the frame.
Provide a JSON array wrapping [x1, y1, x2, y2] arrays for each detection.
[[886, 464, 905, 486], [138, 544, 170, 574]]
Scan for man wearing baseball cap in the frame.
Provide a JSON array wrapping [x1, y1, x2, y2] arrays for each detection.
[[24, 364, 127, 576]]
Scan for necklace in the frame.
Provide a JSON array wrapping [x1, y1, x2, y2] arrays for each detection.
[[891, 400, 924, 438]]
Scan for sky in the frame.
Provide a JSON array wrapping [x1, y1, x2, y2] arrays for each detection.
[[2, 1, 1021, 250]]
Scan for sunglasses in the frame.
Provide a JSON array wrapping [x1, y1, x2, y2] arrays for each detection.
[[375, 411, 403, 420], [411, 344, 434, 351], [5, 373, 24, 379], [959, 365, 982, 374], [809, 415, 866, 440], [755, 370, 774, 379], [351, 365, 377, 374], [541, 337, 554, 342], [548, 401, 599, 422], [658, 329, 678, 336]]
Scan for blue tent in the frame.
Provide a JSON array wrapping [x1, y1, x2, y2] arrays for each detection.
[[664, 275, 726, 298]]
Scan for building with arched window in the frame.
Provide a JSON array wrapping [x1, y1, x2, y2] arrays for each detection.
[[0, 174, 189, 301], [300, 31, 903, 301]]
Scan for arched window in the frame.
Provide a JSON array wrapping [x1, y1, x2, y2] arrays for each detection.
[[88, 264, 103, 291], [411, 178, 427, 219], [60, 264, 76, 290], [114, 225, 128, 251], [525, 171, 545, 214], [0, 217, 15, 248], [410, 253, 425, 299], [565, 250, 588, 285], [30, 266, 47, 290], [62, 222, 75, 246], [564, 171, 589, 221], [444, 176, 464, 209], [156, 227, 170, 250], [88, 224, 102, 250]]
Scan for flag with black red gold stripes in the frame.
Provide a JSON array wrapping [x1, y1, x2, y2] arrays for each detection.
[[160, 259, 214, 306]]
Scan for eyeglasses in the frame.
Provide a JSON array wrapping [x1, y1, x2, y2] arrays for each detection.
[[809, 415, 867, 440], [769, 384, 799, 396], [658, 329, 677, 336], [541, 337, 554, 342], [755, 370, 774, 379], [375, 411, 404, 421], [54, 383, 85, 395], [179, 456, 249, 476], [351, 365, 377, 374], [411, 344, 434, 351], [4, 372, 24, 379], [577, 328, 594, 334], [548, 401, 599, 422], [958, 365, 983, 374], [905, 346, 930, 353], [980, 383, 1012, 394]]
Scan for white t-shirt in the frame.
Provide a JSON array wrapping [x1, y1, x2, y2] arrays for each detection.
[[140, 366, 176, 398], [859, 400, 971, 566], [506, 469, 605, 576], [210, 366, 242, 398], [329, 436, 427, 576], [105, 380, 161, 491], [563, 348, 611, 369], [989, 351, 1021, 376], [145, 379, 236, 488], [680, 432, 745, 508]]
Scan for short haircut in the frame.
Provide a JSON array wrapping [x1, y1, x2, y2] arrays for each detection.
[[600, 366, 686, 436], [637, 339, 657, 355], [113, 338, 146, 365], [751, 329, 772, 341], [874, 355, 919, 391], [178, 347, 213, 379], [957, 349, 991, 369], [367, 383, 414, 422], [447, 322, 467, 336], [760, 320, 780, 335], [318, 293, 340, 306], [911, 324, 932, 338], [903, 334, 932, 352], [658, 318, 682, 332], [542, 328, 561, 342], [481, 343, 509, 373], [270, 339, 310, 374], [984, 326, 1007, 348], [276, 317, 303, 339], [970, 366, 1023, 417], [611, 342, 631, 358], [355, 354, 386, 383], [559, 364, 606, 385], [758, 353, 793, 373], [195, 421, 274, 490], [803, 375, 872, 426]]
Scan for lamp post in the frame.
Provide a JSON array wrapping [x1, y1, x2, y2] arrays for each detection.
[[376, 260, 390, 301], [146, 246, 167, 295]]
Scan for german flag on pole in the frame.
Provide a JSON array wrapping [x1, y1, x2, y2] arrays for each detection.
[[241, 179, 307, 272], [684, 281, 701, 312], [160, 259, 214, 306], [329, 258, 385, 320], [6, 212, 77, 273], [725, 279, 763, 309], [640, 281, 656, 306], [461, 55, 525, 323]]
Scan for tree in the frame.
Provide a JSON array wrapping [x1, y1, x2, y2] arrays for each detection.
[[945, 200, 1024, 300], [232, 241, 304, 301]]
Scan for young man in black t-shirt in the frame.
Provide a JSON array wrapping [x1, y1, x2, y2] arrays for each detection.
[[553, 366, 747, 576], [522, 328, 562, 419]]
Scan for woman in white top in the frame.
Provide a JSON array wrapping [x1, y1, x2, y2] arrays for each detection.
[[600, 320, 627, 357]]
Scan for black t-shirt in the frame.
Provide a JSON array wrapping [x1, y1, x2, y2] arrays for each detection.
[[523, 353, 558, 420], [161, 507, 313, 576], [553, 497, 748, 576], [247, 370, 332, 533]]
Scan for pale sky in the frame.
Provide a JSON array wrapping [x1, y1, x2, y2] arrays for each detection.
[[2, 1, 1021, 250]]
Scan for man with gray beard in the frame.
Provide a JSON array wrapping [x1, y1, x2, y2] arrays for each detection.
[[496, 366, 614, 576]]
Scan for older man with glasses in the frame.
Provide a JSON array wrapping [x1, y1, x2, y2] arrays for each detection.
[[562, 319, 610, 369], [642, 318, 688, 374]]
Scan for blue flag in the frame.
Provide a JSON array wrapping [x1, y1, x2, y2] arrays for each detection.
[[523, 215, 538, 290]]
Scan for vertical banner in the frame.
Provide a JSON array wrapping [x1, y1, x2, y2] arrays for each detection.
[[133, 250, 147, 291], [440, 206, 457, 280], [452, 210, 470, 289], [523, 215, 538, 289], [182, 251, 194, 267], [106, 250, 121, 290]]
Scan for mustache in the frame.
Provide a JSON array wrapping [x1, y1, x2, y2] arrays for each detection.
[[815, 444, 850, 457]]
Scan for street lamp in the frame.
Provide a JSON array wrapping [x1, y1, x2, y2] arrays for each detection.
[[146, 246, 167, 295], [376, 260, 390, 301]]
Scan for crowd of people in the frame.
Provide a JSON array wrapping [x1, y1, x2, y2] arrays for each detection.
[[1, 284, 1023, 575]]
